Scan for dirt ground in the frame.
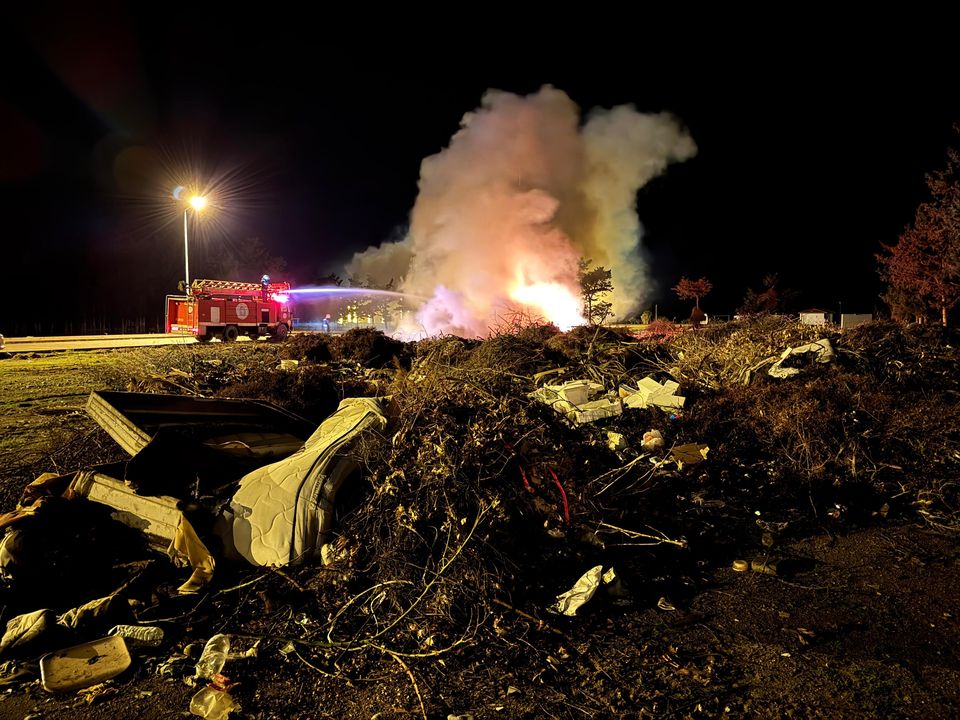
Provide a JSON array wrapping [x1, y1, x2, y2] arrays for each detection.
[[0, 335, 958, 719]]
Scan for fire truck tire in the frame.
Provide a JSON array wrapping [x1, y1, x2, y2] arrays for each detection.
[[223, 325, 239, 343], [273, 323, 289, 341], [198, 333, 212, 343]]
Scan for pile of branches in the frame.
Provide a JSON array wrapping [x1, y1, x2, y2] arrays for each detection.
[[8, 322, 960, 716], [291, 321, 960, 682], [232, 329, 691, 710], [226, 321, 960, 687], [661, 315, 838, 390]]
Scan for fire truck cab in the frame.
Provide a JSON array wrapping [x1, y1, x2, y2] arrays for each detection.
[[165, 278, 293, 342]]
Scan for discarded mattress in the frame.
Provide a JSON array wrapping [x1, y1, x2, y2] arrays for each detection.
[[86, 391, 316, 496], [86, 391, 314, 456], [69, 471, 215, 595], [223, 397, 387, 567]]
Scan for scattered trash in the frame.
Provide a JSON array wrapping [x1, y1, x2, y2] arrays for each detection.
[[40, 635, 131, 692], [109, 625, 164, 647], [768, 338, 835, 379], [156, 647, 195, 676], [531, 380, 621, 425], [0, 609, 56, 657], [168, 514, 217, 595], [195, 634, 231, 680], [320, 536, 354, 567], [670, 443, 709, 469], [0, 660, 35, 687], [640, 429, 665, 451], [620, 376, 686, 411], [3, 320, 948, 715], [190, 685, 240, 719], [657, 596, 677, 611], [606, 431, 628, 452], [601, 566, 631, 604], [56, 595, 130, 633], [77, 681, 119, 705], [828, 504, 847, 520], [731, 557, 780, 575], [550, 565, 604, 616], [188, 635, 243, 718], [750, 557, 779, 576], [533, 375, 686, 425], [69, 470, 216, 595], [551, 565, 603, 616]]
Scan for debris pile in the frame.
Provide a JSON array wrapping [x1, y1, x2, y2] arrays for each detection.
[[0, 320, 958, 717]]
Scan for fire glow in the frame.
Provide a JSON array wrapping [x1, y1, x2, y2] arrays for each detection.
[[347, 86, 697, 338], [509, 280, 584, 331]]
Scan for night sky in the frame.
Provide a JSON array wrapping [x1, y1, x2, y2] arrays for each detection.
[[3, 9, 958, 334]]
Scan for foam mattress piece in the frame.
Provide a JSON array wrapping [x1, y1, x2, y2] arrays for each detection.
[[226, 398, 386, 566]]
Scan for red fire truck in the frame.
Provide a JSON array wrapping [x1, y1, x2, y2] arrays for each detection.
[[165, 277, 293, 342]]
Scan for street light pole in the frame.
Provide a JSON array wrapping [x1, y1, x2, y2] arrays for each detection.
[[178, 192, 206, 294], [183, 208, 190, 291]]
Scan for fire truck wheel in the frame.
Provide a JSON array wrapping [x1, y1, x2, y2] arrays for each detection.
[[198, 334, 212, 343], [273, 323, 289, 341], [223, 325, 239, 343]]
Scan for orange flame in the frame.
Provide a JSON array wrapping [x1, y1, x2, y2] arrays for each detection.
[[509, 280, 584, 331]]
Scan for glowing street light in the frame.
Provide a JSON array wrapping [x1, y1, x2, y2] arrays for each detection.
[[174, 186, 207, 292]]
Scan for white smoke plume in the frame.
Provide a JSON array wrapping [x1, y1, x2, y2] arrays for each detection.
[[346, 85, 696, 337]]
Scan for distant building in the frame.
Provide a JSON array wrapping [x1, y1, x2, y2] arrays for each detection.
[[799, 310, 831, 326], [840, 313, 873, 330]]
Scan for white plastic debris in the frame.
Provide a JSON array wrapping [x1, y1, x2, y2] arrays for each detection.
[[531, 381, 621, 425], [40, 636, 131, 692], [190, 686, 240, 719], [641, 429, 665, 451], [768, 338, 835, 379], [550, 565, 604, 616], [607, 432, 628, 452], [554, 380, 601, 405], [109, 625, 164, 647], [621, 377, 686, 410]]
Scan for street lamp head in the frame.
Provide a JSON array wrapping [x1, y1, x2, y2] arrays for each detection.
[[189, 195, 208, 211]]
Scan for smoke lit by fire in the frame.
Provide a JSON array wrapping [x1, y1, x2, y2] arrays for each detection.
[[347, 86, 696, 337]]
